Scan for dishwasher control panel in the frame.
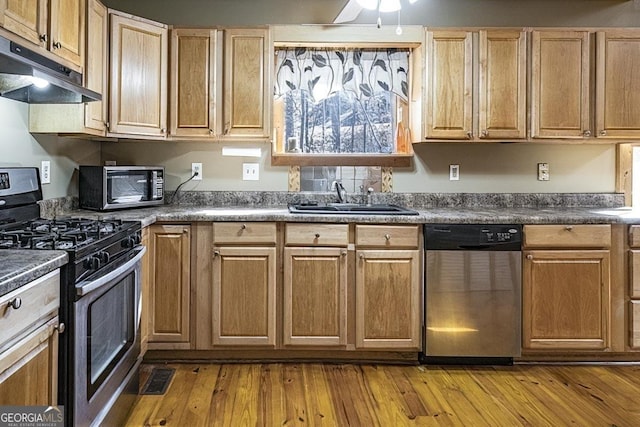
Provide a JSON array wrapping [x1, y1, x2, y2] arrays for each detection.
[[424, 224, 522, 251]]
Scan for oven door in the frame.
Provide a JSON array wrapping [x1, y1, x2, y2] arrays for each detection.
[[73, 246, 145, 427]]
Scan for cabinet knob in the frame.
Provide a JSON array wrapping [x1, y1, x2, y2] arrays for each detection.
[[359, 253, 365, 259], [8, 297, 21, 310], [183, 229, 189, 234], [466, 131, 473, 139], [583, 130, 592, 137], [385, 234, 391, 241], [224, 123, 230, 135], [341, 250, 347, 256], [54, 323, 66, 334], [315, 233, 320, 239], [213, 250, 220, 256], [481, 130, 488, 138], [161, 128, 166, 134], [241, 224, 247, 230], [52, 41, 61, 49], [526, 254, 533, 260], [564, 225, 573, 231], [39, 34, 48, 43], [599, 130, 607, 136]]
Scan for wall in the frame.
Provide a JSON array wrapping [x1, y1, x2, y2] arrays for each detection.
[[0, 97, 101, 199]]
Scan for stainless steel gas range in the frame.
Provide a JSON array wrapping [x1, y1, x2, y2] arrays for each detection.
[[0, 167, 144, 427]]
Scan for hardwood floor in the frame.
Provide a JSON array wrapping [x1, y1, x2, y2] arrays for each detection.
[[125, 363, 640, 426]]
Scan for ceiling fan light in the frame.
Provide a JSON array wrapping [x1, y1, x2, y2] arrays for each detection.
[[356, 0, 379, 10], [378, 0, 401, 13]]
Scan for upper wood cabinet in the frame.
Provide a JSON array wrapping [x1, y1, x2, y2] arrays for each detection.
[[424, 30, 473, 139], [109, 10, 168, 138], [220, 28, 271, 140], [478, 30, 527, 139], [0, 0, 84, 68], [84, 0, 107, 133], [169, 28, 219, 139], [424, 29, 526, 140], [596, 30, 640, 139], [531, 31, 591, 139]]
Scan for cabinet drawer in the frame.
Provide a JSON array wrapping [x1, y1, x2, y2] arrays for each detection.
[[213, 222, 277, 244], [285, 223, 348, 246], [523, 224, 611, 248], [0, 270, 60, 350], [631, 301, 640, 350], [630, 226, 640, 248], [355, 225, 419, 248]]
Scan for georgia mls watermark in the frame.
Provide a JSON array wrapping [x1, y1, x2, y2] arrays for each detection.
[[0, 406, 64, 427]]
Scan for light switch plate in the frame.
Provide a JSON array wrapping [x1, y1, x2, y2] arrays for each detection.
[[449, 164, 460, 181], [243, 163, 259, 181]]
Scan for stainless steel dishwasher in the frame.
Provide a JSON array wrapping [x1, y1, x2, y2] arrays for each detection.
[[423, 224, 522, 363]]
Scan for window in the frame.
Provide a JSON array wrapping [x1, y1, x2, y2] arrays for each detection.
[[273, 48, 411, 158]]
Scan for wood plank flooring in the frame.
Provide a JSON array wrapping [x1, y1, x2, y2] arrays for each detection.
[[125, 363, 640, 426]]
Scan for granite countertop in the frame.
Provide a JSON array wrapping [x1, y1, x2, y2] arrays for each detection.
[[0, 250, 68, 298], [55, 204, 638, 226]]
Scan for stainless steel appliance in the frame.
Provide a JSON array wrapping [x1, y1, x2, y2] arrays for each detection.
[[423, 224, 522, 363], [79, 165, 164, 211], [0, 167, 144, 426], [0, 35, 101, 103]]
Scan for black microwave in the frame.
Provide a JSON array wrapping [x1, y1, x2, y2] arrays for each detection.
[[79, 166, 164, 211]]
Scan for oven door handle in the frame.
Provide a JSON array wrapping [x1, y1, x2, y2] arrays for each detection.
[[75, 246, 146, 296]]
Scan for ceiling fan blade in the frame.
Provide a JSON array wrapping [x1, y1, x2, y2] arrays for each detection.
[[333, 0, 363, 23]]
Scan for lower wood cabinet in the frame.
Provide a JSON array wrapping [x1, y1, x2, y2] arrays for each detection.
[[355, 249, 421, 350], [148, 224, 191, 349], [212, 246, 276, 346], [0, 270, 61, 406], [523, 225, 611, 351], [283, 247, 348, 347]]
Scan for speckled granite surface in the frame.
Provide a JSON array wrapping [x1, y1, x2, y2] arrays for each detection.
[[38, 191, 636, 225], [0, 250, 68, 297]]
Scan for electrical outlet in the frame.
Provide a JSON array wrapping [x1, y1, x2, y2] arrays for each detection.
[[191, 163, 202, 180], [40, 160, 50, 184], [537, 163, 550, 181], [449, 164, 460, 181], [243, 163, 259, 181]]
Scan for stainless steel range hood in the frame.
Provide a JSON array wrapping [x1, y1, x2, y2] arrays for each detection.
[[0, 35, 101, 104]]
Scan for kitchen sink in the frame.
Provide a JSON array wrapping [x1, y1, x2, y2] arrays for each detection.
[[288, 203, 419, 215]]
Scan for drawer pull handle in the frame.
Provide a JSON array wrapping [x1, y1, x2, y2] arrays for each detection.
[[52, 41, 62, 49], [526, 254, 533, 260], [564, 226, 573, 231], [385, 234, 391, 241], [315, 233, 320, 239], [54, 323, 66, 334], [8, 297, 22, 310]]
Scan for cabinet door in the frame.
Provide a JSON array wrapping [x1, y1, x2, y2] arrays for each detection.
[[148, 225, 191, 347], [283, 247, 347, 347], [523, 250, 610, 350], [531, 31, 591, 138], [221, 28, 271, 139], [424, 30, 473, 139], [109, 12, 168, 137], [0, 0, 47, 47], [170, 28, 218, 139], [84, 0, 107, 133], [355, 250, 421, 350], [478, 30, 526, 139], [212, 247, 276, 346], [49, 0, 84, 66], [631, 301, 640, 349], [596, 31, 640, 138], [0, 317, 58, 406]]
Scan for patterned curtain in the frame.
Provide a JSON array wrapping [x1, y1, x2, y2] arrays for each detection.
[[274, 48, 409, 102]]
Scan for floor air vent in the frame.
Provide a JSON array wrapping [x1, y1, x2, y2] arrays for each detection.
[[140, 368, 175, 395]]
